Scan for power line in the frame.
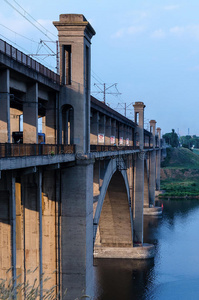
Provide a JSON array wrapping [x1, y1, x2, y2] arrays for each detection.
[[0, 33, 55, 70], [3, 0, 56, 41], [93, 83, 122, 104], [0, 23, 38, 43]]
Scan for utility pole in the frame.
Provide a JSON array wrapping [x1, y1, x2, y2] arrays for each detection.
[[114, 102, 134, 117], [92, 83, 121, 104], [29, 40, 59, 72]]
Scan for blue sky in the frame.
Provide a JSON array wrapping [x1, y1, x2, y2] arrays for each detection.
[[1, 0, 199, 136]]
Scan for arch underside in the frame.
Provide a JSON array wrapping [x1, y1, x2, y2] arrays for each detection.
[[94, 159, 133, 247]]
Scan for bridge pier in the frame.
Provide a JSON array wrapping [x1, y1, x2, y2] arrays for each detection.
[[61, 159, 94, 299], [23, 83, 38, 144], [156, 127, 162, 191], [0, 69, 10, 143], [144, 121, 162, 216]]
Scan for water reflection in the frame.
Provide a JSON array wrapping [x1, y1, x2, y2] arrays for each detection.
[[94, 200, 199, 300], [94, 259, 154, 300]]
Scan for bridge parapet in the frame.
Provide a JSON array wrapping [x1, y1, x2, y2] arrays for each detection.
[[0, 39, 60, 84]]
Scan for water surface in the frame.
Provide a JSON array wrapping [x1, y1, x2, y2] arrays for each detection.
[[94, 200, 199, 300]]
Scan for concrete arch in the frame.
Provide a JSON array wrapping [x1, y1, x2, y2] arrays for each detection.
[[93, 158, 132, 243]]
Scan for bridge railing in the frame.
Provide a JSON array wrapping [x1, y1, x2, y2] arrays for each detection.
[[90, 145, 158, 152], [0, 143, 75, 158], [0, 39, 60, 84], [90, 145, 137, 152]]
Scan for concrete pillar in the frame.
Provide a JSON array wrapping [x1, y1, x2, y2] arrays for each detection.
[[115, 121, 119, 145], [45, 94, 56, 144], [126, 127, 130, 146], [42, 170, 57, 292], [23, 83, 38, 144], [105, 117, 111, 145], [133, 153, 144, 243], [90, 111, 99, 144], [111, 119, 116, 145], [0, 173, 12, 281], [127, 154, 133, 205], [53, 14, 95, 153], [133, 102, 145, 150], [61, 159, 94, 299], [10, 108, 21, 142], [15, 180, 24, 293], [99, 115, 105, 145], [123, 125, 126, 144], [11, 174, 16, 291], [23, 173, 39, 285], [119, 123, 124, 145], [0, 69, 10, 142], [144, 160, 149, 207], [149, 120, 156, 205], [55, 170, 61, 297], [93, 160, 100, 196], [133, 102, 145, 244], [156, 127, 161, 190]]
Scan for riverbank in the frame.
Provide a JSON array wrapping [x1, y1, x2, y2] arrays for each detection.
[[159, 148, 199, 198]]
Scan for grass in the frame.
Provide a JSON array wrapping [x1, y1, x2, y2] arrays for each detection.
[[192, 148, 199, 155], [160, 147, 199, 198], [0, 268, 91, 300], [160, 178, 199, 198], [161, 147, 199, 169]]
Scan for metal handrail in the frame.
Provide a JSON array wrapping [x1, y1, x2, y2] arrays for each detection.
[[90, 145, 136, 152], [90, 144, 158, 152], [0, 143, 75, 158]]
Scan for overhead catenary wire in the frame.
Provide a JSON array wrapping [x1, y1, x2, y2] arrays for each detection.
[[12, 0, 56, 37], [0, 32, 55, 70], [3, 0, 56, 41], [0, 23, 38, 43]]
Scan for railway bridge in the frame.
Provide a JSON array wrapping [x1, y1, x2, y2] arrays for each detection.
[[0, 14, 166, 299]]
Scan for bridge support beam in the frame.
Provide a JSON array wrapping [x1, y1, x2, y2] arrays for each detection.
[[45, 93, 57, 144], [133, 102, 145, 244], [111, 120, 116, 145], [156, 127, 162, 191], [61, 158, 94, 299], [105, 117, 111, 145], [23, 83, 38, 144], [144, 121, 162, 216], [149, 150, 156, 206], [133, 153, 144, 243], [0, 69, 10, 143], [149, 120, 156, 206], [90, 111, 99, 144]]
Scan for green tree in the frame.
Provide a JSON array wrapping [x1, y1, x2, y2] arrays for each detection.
[[180, 135, 199, 149], [163, 129, 179, 147]]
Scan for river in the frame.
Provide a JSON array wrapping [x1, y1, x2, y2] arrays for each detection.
[[93, 200, 199, 300]]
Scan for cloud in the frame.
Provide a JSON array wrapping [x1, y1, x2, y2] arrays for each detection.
[[127, 26, 145, 35], [111, 28, 125, 38], [150, 29, 166, 39], [170, 25, 199, 40], [188, 25, 199, 40], [111, 26, 145, 39], [164, 5, 180, 11], [170, 26, 184, 36], [190, 65, 199, 71]]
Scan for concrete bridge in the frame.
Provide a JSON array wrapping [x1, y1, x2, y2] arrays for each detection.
[[0, 14, 166, 299]]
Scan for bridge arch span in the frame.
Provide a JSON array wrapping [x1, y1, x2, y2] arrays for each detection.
[[93, 158, 133, 245]]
